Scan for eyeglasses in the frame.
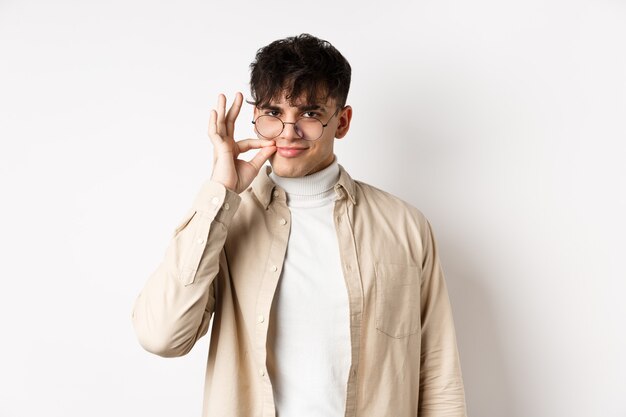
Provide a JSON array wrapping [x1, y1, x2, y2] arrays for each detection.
[[252, 107, 341, 141]]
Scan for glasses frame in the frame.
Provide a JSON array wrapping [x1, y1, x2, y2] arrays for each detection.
[[251, 107, 342, 141]]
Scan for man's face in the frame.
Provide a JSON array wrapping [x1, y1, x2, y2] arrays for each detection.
[[253, 93, 352, 178]]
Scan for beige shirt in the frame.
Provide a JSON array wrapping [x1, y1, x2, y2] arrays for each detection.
[[131, 163, 467, 417]]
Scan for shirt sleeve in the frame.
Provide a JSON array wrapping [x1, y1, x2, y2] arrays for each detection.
[[131, 179, 242, 358], [418, 220, 468, 416]]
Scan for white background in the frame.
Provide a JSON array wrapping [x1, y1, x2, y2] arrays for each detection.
[[1, 0, 624, 416]]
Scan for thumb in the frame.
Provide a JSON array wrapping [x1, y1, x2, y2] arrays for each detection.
[[248, 145, 276, 172]]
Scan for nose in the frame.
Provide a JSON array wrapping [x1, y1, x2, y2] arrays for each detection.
[[280, 121, 303, 140]]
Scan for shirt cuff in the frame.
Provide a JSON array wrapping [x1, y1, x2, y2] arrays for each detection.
[[191, 179, 242, 226]]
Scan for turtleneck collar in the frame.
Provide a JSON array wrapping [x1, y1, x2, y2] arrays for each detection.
[[269, 156, 340, 207]]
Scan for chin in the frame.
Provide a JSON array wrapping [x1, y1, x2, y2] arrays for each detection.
[[272, 167, 302, 178], [269, 158, 305, 178]]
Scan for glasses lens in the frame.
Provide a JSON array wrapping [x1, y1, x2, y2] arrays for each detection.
[[255, 115, 283, 139], [295, 118, 323, 140]]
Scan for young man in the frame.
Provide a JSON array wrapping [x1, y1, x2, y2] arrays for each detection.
[[132, 33, 467, 417]]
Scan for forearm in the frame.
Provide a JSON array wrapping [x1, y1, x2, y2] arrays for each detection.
[[418, 287, 466, 416], [131, 179, 241, 357], [418, 220, 467, 416]]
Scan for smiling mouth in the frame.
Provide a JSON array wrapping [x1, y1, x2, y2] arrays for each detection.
[[276, 147, 308, 157]]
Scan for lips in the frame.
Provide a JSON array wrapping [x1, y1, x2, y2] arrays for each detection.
[[277, 147, 308, 158]]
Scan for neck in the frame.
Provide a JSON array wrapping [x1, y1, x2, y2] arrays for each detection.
[[269, 156, 340, 207]]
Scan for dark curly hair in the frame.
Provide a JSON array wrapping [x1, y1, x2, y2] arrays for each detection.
[[248, 33, 351, 110]]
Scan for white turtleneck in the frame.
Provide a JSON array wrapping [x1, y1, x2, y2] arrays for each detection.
[[266, 156, 351, 417]]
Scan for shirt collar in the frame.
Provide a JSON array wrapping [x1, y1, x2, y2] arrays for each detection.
[[251, 162, 357, 209]]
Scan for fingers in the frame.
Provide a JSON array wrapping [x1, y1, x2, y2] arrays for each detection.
[[208, 110, 220, 144], [235, 138, 275, 155], [225, 92, 243, 137], [216, 94, 227, 137], [247, 144, 277, 172]]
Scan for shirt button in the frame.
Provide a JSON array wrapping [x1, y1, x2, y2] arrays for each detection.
[[345, 264, 352, 271], [259, 368, 266, 377], [197, 238, 205, 245], [270, 265, 278, 272], [273, 191, 280, 198], [223, 203, 230, 210], [257, 315, 265, 323], [279, 218, 287, 225], [211, 197, 220, 205]]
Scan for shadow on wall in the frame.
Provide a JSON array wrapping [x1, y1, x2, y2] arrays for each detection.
[[443, 243, 519, 417]]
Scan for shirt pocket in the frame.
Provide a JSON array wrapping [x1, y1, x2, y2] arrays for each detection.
[[374, 262, 421, 338]]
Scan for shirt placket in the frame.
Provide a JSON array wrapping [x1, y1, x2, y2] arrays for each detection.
[[333, 187, 364, 417], [256, 188, 291, 417]]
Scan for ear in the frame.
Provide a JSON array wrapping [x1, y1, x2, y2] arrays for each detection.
[[335, 105, 352, 139]]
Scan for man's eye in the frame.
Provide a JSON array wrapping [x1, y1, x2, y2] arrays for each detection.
[[265, 110, 280, 117], [302, 111, 320, 118]]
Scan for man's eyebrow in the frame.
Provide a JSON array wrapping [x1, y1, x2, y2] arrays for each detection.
[[258, 105, 281, 111], [297, 104, 325, 112], [258, 104, 327, 112]]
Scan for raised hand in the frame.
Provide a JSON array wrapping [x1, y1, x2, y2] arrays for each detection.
[[208, 92, 276, 194]]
